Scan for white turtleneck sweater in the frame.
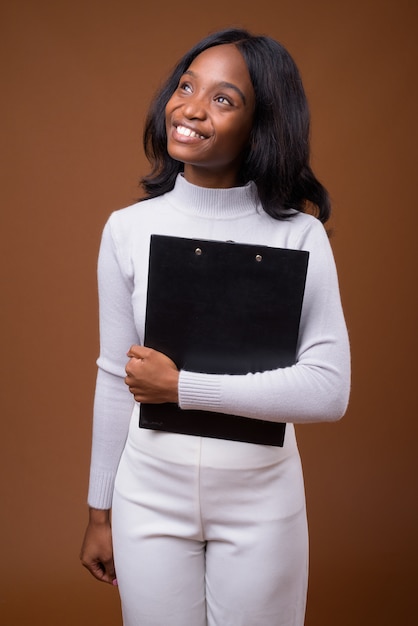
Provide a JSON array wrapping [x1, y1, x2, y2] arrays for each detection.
[[87, 174, 350, 509]]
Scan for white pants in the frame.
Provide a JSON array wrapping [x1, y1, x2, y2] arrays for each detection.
[[112, 432, 308, 626]]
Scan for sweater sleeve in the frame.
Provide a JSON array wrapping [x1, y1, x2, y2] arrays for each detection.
[[178, 219, 351, 423], [87, 218, 138, 509]]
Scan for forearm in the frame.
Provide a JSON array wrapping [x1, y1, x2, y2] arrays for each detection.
[[88, 368, 134, 509], [179, 347, 350, 424]]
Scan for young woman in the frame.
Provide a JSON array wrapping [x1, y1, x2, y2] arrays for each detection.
[[80, 28, 350, 626]]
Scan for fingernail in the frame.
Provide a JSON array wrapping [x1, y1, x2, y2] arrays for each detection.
[[112, 578, 118, 586]]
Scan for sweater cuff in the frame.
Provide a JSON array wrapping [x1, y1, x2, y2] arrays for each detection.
[[178, 370, 223, 412], [87, 469, 115, 510]]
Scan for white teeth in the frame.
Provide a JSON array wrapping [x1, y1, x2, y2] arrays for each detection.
[[177, 125, 204, 139]]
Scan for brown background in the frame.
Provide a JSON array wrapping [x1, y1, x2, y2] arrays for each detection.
[[1, 0, 417, 624]]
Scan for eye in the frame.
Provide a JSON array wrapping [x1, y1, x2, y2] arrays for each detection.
[[179, 81, 193, 93], [214, 95, 233, 106]]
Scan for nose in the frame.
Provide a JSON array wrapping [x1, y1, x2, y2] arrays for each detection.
[[182, 92, 207, 120]]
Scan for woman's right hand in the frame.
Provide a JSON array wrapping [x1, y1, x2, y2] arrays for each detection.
[[80, 508, 117, 586]]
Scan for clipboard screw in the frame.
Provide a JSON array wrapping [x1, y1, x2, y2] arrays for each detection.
[[255, 254, 262, 262], [195, 247, 202, 256]]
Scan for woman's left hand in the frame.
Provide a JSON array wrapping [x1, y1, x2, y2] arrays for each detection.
[[125, 345, 179, 404]]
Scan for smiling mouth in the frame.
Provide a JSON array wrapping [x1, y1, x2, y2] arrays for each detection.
[[175, 124, 206, 140]]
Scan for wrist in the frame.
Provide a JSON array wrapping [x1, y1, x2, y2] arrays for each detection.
[[170, 370, 180, 404], [88, 507, 111, 525]]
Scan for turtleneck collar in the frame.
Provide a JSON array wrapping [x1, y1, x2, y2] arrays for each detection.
[[164, 174, 262, 219]]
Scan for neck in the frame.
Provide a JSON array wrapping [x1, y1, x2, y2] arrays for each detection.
[[183, 164, 241, 189]]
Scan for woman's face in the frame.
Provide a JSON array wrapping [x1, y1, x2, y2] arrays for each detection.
[[165, 44, 255, 188]]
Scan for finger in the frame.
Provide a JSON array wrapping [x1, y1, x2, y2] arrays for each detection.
[[125, 357, 141, 379], [103, 558, 117, 585], [87, 559, 117, 586], [82, 560, 107, 583], [127, 345, 145, 358], [125, 376, 136, 389]]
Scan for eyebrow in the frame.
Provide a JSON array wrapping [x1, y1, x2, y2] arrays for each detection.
[[183, 70, 247, 104]]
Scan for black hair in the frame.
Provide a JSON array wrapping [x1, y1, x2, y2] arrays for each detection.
[[141, 27, 331, 223]]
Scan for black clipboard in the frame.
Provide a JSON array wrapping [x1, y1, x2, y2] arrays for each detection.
[[139, 234, 309, 446]]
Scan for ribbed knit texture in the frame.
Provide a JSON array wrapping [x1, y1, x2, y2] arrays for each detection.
[[178, 372, 223, 411]]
